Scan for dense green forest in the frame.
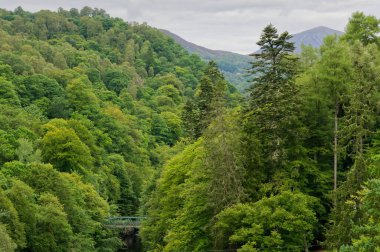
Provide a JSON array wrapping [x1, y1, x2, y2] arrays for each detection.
[[0, 6, 239, 251], [0, 6, 379, 252]]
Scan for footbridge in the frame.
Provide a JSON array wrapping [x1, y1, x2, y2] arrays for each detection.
[[104, 216, 146, 229]]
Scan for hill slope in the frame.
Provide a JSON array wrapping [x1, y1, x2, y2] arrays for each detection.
[[161, 29, 251, 92], [0, 7, 224, 251]]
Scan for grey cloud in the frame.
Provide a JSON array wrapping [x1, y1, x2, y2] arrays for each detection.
[[1, 1, 379, 53]]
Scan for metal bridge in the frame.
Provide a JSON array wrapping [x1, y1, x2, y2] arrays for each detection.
[[104, 216, 146, 229]]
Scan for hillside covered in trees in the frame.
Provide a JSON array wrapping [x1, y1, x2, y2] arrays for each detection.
[[0, 6, 380, 252], [0, 6, 239, 251]]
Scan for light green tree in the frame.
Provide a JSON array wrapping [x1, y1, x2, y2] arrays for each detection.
[[214, 191, 317, 252], [0, 224, 16, 252], [41, 125, 93, 173], [341, 12, 380, 46]]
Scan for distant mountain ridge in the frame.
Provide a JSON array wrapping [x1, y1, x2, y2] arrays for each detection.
[[289, 26, 344, 53], [161, 29, 250, 60], [161, 29, 251, 92], [162, 26, 343, 92]]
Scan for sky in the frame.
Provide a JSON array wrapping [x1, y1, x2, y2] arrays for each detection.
[[1, 0, 379, 54]]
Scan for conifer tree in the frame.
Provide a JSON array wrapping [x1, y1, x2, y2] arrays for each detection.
[[182, 61, 227, 139], [244, 24, 303, 195]]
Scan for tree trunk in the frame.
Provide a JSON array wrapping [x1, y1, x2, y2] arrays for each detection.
[[333, 103, 338, 206], [303, 233, 309, 252]]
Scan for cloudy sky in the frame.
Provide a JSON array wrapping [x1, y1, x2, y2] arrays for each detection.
[[2, 0, 379, 54]]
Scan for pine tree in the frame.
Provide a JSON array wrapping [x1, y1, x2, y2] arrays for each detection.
[[197, 61, 227, 129], [182, 61, 227, 139], [243, 24, 303, 195], [249, 24, 297, 86], [182, 99, 200, 138]]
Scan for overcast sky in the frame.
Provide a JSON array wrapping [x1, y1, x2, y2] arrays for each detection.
[[2, 0, 379, 54]]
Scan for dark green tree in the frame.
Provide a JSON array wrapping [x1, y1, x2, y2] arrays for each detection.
[[243, 24, 303, 196], [182, 99, 200, 138], [183, 61, 228, 139], [103, 68, 130, 95]]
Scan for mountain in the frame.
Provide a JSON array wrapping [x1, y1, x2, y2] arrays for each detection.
[[162, 26, 343, 92], [161, 29, 251, 92], [290, 26, 344, 53]]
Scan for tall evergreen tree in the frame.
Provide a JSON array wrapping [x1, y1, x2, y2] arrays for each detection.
[[182, 61, 228, 139], [243, 24, 303, 196]]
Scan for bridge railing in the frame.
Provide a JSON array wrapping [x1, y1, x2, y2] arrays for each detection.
[[104, 216, 147, 228]]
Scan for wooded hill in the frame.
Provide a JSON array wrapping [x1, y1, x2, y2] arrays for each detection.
[[0, 6, 239, 251]]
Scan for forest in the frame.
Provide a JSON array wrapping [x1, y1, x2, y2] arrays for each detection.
[[0, 6, 379, 252]]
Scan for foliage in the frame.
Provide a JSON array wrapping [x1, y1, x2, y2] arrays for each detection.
[[182, 61, 230, 139], [144, 17, 380, 252], [341, 12, 380, 46], [0, 223, 16, 252], [0, 5, 211, 251], [214, 191, 317, 251]]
